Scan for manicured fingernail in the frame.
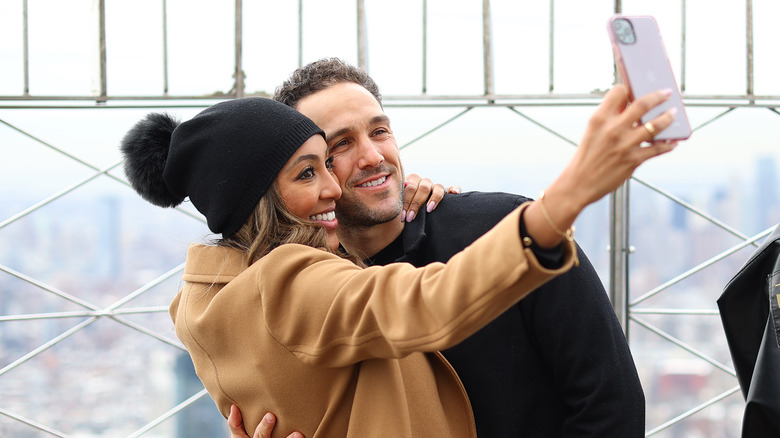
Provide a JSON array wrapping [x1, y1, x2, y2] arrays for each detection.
[[406, 210, 415, 222], [668, 107, 678, 116], [400, 210, 407, 222], [264, 413, 274, 424], [404, 181, 409, 188], [663, 88, 672, 96], [427, 201, 435, 213], [453, 186, 461, 194]]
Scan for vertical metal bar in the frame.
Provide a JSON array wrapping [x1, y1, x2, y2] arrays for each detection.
[[482, 0, 493, 98], [357, 0, 368, 71], [746, 0, 754, 102], [680, 0, 686, 93], [162, 0, 169, 95], [22, 0, 29, 95], [609, 181, 630, 336], [548, 0, 554, 92], [298, 0, 303, 67], [422, 0, 428, 94], [97, 0, 107, 103], [235, 0, 244, 98], [610, 0, 628, 337]]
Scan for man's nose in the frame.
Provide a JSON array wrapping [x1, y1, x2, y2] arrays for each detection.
[[356, 138, 384, 168]]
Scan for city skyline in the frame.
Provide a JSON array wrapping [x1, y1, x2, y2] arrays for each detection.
[[2, 1, 779, 435]]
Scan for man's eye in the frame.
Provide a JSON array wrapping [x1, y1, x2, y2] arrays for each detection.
[[373, 127, 393, 137], [330, 139, 348, 152], [325, 156, 335, 169]]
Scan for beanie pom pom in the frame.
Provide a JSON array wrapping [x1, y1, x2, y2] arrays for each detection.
[[120, 113, 185, 208]]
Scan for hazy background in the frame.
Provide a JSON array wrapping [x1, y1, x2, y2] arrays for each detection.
[[1, 0, 779, 436]]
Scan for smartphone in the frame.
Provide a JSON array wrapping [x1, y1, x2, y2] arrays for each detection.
[[607, 15, 691, 141]]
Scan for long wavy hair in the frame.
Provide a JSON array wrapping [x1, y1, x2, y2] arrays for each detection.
[[217, 183, 363, 267]]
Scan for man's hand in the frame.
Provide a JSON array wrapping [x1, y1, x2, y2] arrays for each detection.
[[402, 173, 461, 222], [227, 405, 303, 438]]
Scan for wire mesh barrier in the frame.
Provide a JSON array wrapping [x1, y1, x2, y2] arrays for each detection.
[[2, 0, 779, 436]]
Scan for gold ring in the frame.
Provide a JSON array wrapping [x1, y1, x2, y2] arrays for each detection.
[[643, 122, 657, 137]]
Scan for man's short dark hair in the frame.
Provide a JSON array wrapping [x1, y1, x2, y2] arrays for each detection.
[[274, 58, 382, 108]]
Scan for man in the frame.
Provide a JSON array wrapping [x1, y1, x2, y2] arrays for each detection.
[[233, 58, 645, 437]]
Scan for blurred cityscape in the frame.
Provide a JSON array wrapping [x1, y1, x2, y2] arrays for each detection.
[[2, 0, 779, 436], [0, 154, 777, 437], [0, 186, 225, 436]]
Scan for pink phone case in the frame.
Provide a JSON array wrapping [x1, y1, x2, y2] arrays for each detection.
[[607, 15, 691, 141]]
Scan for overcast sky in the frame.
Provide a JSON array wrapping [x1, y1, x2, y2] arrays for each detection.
[[1, 0, 779, 198]]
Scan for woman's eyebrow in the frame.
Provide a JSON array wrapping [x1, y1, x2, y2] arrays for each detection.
[[284, 154, 319, 170]]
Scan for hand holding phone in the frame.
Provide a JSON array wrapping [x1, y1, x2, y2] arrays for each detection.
[[607, 15, 691, 141]]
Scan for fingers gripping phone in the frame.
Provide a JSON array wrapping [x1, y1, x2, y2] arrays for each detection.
[[607, 15, 692, 141]]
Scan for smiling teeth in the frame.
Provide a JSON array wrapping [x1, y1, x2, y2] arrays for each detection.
[[359, 176, 387, 187], [310, 211, 336, 221]]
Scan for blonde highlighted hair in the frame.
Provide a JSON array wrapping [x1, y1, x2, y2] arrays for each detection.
[[218, 183, 362, 267]]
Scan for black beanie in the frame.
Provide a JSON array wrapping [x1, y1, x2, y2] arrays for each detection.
[[120, 97, 324, 237]]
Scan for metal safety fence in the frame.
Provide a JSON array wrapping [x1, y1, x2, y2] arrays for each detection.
[[1, 0, 779, 436]]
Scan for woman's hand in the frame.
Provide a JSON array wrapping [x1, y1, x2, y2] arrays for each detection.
[[561, 84, 677, 204], [228, 405, 303, 438], [402, 174, 461, 222], [525, 84, 679, 248]]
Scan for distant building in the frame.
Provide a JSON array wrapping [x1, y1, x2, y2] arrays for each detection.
[[756, 156, 779, 229], [175, 353, 225, 438]]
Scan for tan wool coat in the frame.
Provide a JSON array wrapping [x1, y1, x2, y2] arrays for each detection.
[[169, 204, 577, 437]]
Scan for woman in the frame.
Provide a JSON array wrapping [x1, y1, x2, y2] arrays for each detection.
[[121, 87, 676, 437]]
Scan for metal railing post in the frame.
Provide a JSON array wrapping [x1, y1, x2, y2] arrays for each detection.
[[549, 0, 554, 92], [234, 0, 245, 97], [681, 0, 687, 92], [162, 0, 169, 95], [22, 0, 29, 95], [357, 0, 369, 71], [422, 0, 428, 94], [482, 0, 493, 99], [298, 0, 303, 67], [609, 181, 630, 337], [97, 0, 107, 103], [747, 0, 754, 103]]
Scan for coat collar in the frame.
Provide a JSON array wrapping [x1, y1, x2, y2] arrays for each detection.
[[182, 244, 249, 284]]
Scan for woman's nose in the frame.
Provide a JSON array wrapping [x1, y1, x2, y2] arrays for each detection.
[[322, 171, 342, 200]]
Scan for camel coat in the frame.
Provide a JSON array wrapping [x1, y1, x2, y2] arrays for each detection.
[[169, 204, 577, 437]]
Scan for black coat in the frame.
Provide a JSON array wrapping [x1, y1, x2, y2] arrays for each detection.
[[369, 191, 645, 437], [718, 224, 780, 437]]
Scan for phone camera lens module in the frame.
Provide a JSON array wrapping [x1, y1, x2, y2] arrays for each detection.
[[613, 19, 636, 44]]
